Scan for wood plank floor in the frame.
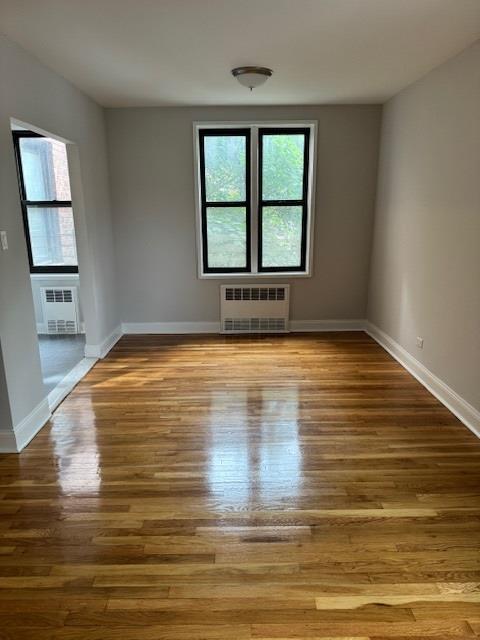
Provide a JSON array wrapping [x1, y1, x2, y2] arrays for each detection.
[[0, 331, 479, 639]]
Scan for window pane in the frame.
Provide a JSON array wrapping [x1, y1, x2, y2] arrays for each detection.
[[204, 135, 246, 202], [261, 205, 303, 268], [19, 137, 71, 201], [206, 207, 247, 268], [262, 133, 305, 201], [27, 207, 77, 267]]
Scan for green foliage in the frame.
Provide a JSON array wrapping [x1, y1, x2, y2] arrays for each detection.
[[205, 136, 246, 202], [207, 207, 246, 268], [262, 206, 302, 267], [262, 134, 304, 200]]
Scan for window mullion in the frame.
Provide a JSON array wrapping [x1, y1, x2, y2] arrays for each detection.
[[23, 200, 72, 207], [250, 126, 258, 274], [204, 201, 246, 208], [260, 199, 304, 207]]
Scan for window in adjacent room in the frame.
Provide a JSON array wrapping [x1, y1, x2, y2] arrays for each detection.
[[195, 123, 316, 276], [12, 131, 78, 273]]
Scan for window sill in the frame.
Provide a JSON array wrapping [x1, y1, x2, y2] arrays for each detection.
[[30, 273, 80, 279], [198, 271, 312, 280]]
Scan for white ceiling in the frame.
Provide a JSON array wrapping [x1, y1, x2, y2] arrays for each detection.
[[1, 0, 479, 107]]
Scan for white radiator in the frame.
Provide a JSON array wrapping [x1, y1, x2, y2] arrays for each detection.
[[220, 285, 290, 334], [41, 287, 79, 334]]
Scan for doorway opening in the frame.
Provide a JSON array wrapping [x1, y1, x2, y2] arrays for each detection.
[[11, 124, 90, 407]]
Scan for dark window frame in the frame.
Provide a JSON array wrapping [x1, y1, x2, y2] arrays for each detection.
[[198, 128, 251, 274], [258, 127, 310, 272], [12, 130, 78, 274]]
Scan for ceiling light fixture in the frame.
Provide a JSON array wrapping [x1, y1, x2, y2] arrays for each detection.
[[231, 66, 273, 91]]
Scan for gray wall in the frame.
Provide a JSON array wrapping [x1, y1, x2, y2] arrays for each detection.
[[367, 40, 480, 411], [0, 35, 119, 434], [106, 106, 381, 324]]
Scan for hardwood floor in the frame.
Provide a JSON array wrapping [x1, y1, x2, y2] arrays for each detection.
[[0, 331, 479, 639]]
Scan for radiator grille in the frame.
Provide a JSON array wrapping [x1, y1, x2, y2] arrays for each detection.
[[225, 287, 286, 301], [47, 319, 77, 334], [223, 317, 287, 333], [41, 287, 78, 335], [45, 289, 73, 303], [221, 284, 289, 334]]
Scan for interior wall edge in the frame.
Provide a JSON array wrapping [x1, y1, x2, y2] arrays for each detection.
[[0, 33, 120, 436], [0, 397, 51, 453], [366, 39, 480, 424], [0, 430, 17, 453], [84, 325, 123, 359]]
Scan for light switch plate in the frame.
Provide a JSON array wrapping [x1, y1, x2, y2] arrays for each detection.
[[0, 231, 8, 251]]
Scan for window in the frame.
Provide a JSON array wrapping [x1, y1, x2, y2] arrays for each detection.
[[195, 123, 315, 276], [12, 131, 78, 274], [199, 129, 251, 273]]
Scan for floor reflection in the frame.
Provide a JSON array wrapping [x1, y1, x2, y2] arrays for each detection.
[[51, 397, 101, 495], [258, 388, 301, 501], [208, 387, 301, 507], [207, 390, 251, 504]]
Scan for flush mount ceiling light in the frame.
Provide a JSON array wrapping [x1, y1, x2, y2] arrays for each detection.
[[231, 66, 273, 91]]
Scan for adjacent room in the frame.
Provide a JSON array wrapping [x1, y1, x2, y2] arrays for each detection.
[[12, 126, 87, 397], [0, 1, 479, 638]]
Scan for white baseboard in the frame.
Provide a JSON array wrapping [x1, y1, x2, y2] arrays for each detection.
[[122, 322, 220, 334], [121, 319, 366, 335], [290, 319, 366, 332], [366, 321, 480, 439], [85, 325, 122, 358], [48, 357, 97, 412], [0, 359, 97, 453], [0, 398, 52, 453], [14, 398, 51, 451]]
